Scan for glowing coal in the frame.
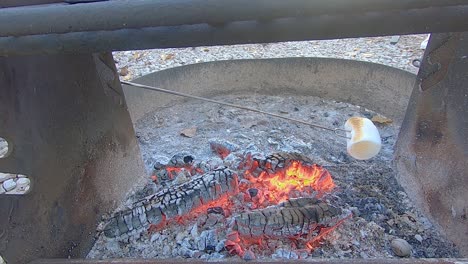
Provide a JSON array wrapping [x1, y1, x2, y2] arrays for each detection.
[[100, 151, 345, 259]]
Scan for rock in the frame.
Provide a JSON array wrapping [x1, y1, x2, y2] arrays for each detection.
[[16, 177, 30, 190], [391, 238, 412, 257], [242, 250, 256, 261], [0, 172, 15, 182], [0, 186, 5, 194], [414, 234, 423, 243], [4, 177, 31, 194], [3, 179, 16, 192]]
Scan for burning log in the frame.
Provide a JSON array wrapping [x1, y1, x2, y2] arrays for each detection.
[[242, 152, 335, 203], [233, 197, 342, 238], [102, 167, 238, 238], [254, 152, 316, 173], [225, 197, 344, 258]]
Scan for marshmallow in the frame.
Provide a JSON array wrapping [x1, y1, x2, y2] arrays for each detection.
[[345, 117, 382, 160]]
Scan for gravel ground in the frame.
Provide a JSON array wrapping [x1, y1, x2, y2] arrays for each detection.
[[113, 35, 427, 80]]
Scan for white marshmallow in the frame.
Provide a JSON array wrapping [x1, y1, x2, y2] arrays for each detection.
[[345, 117, 382, 160]]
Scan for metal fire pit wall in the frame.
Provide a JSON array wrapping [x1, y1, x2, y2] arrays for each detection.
[[395, 33, 468, 254], [0, 53, 146, 264]]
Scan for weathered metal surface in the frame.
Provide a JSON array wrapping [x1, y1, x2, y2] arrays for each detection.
[[234, 197, 341, 238], [28, 258, 468, 264], [0, 53, 146, 264], [395, 32, 468, 255], [102, 167, 238, 238], [1, 4, 468, 55], [417, 34, 462, 91], [2, 0, 467, 38], [123, 58, 416, 125]]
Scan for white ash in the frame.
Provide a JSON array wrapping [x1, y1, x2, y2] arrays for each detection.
[[113, 35, 426, 81], [87, 94, 459, 260]]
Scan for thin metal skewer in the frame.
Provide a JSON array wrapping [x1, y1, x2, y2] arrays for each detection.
[[121, 81, 351, 139]]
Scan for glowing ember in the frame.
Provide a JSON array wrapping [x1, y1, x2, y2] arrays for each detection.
[[244, 159, 335, 204], [114, 152, 344, 259]]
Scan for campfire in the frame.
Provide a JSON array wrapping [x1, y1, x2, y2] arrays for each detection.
[[100, 149, 349, 260], [89, 93, 459, 260]]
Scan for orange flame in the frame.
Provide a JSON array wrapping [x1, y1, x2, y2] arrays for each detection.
[[245, 161, 335, 204]]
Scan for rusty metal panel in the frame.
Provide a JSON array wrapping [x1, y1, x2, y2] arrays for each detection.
[[0, 53, 146, 263], [395, 32, 468, 255]]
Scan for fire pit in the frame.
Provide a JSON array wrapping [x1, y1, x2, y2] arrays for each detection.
[[86, 58, 460, 260]]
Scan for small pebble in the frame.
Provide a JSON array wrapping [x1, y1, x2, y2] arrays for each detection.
[[414, 234, 423, 243], [16, 177, 30, 188], [391, 238, 412, 257], [2, 179, 16, 192]]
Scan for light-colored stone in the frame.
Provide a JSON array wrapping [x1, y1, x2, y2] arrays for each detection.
[[0, 172, 15, 182], [391, 238, 412, 257], [2, 179, 16, 192], [0, 186, 5, 195], [10, 177, 31, 194], [414, 234, 423, 243]]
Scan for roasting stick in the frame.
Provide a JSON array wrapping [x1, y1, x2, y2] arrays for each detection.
[[121, 81, 350, 138], [122, 81, 383, 160]]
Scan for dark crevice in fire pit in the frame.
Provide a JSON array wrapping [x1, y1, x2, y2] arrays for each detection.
[[88, 94, 459, 260]]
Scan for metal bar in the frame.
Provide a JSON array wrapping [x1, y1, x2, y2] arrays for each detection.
[[1, 0, 468, 38], [29, 258, 468, 264], [2, 5, 468, 56]]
